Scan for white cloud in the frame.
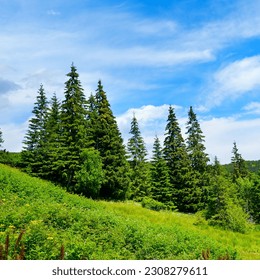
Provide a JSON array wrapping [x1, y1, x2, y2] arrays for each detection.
[[47, 10, 61, 16], [201, 117, 260, 164], [117, 105, 260, 164], [201, 56, 260, 110], [1, 121, 28, 152], [243, 102, 260, 115]]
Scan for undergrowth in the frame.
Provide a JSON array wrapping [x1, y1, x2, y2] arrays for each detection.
[[0, 164, 259, 260]]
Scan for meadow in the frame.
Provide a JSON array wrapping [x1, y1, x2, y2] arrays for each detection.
[[0, 164, 259, 260]]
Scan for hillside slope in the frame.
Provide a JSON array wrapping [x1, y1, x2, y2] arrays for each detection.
[[0, 164, 259, 260]]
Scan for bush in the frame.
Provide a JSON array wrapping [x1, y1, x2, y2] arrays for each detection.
[[208, 201, 250, 233], [141, 197, 167, 211]]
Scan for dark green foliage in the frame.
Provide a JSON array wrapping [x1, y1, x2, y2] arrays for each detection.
[[141, 196, 167, 211], [231, 142, 248, 181], [127, 115, 150, 200], [41, 93, 62, 181], [186, 106, 209, 172], [185, 106, 210, 212], [74, 148, 104, 198], [0, 152, 21, 167], [0, 128, 3, 148], [247, 173, 260, 223], [163, 106, 191, 212], [58, 64, 89, 188], [21, 84, 49, 176], [150, 136, 174, 208], [91, 81, 130, 200], [206, 175, 250, 233]]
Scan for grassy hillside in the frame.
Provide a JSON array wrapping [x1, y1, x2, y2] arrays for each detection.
[[0, 164, 259, 260]]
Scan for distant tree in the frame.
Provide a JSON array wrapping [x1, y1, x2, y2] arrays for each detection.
[[58, 64, 89, 189], [150, 136, 173, 207], [22, 84, 49, 175], [92, 80, 130, 200], [231, 141, 248, 181], [163, 106, 191, 212], [0, 128, 3, 148], [127, 114, 150, 200]]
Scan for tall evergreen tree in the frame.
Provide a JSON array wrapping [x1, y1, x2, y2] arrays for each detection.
[[186, 106, 209, 172], [93, 80, 130, 199], [150, 136, 172, 205], [22, 84, 49, 175], [127, 114, 150, 200], [0, 128, 3, 149], [59, 64, 89, 188], [185, 106, 210, 211], [42, 93, 62, 181], [163, 106, 191, 212], [231, 141, 248, 181]]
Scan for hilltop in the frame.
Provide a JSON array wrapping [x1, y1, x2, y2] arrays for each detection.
[[0, 164, 259, 260]]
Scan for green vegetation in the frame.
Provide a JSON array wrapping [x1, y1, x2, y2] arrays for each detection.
[[1, 64, 259, 260], [1, 164, 259, 260]]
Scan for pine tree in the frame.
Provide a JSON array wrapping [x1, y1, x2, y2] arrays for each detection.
[[22, 84, 49, 175], [0, 128, 3, 149], [42, 93, 62, 181], [150, 136, 172, 206], [231, 141, 248, 181], [93, 80, 130, 200], [186, 106, 209, 172], [58, 64, 89, 189], [163, 106, 191, 212], [185, 106, 210, 211], [127, 114, 150, 200]]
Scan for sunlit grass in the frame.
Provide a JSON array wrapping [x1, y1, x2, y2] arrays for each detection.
[[0, 164, 259, 260]]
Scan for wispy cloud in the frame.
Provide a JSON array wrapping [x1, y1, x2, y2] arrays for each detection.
[[199, 56, 260, 111], [47, 10, 60, 16], [243, 102, 260, 115]]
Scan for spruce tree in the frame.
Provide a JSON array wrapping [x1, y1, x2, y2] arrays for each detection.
[[0, 128, 3, 149], [150, 136, 172, 206], [231, 141, 248, 181], [59, 64, 89, 189], [93, 80, 130, 200], [127, 114, 150, 200], [22, 84, 49, 175], [163, 106, 191, 212], [185, 106, 210, 211], [42, 93, 62, 181], [186, 106, 209, 172]]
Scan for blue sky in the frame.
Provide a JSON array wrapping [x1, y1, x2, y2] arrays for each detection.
[[1, 0, 260, 163]]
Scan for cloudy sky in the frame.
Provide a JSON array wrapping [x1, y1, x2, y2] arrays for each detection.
[[1, 0, 260, 164]]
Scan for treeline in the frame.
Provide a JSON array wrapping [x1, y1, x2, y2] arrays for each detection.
[[2, 64, 260, 232]]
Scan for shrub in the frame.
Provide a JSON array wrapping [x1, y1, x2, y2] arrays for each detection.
[[141, 197, 167, 211]]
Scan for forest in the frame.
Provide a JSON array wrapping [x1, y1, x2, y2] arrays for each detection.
[[0, 64, 260, 235]]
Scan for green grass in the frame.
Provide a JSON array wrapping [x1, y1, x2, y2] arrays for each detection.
[[0, 164, 259, 260]]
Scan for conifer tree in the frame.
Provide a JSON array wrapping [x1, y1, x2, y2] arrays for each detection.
[[150, 136, 172, 205], [22, 84, 49, 175], [42, 93, 62, 181], [0, 128, 3, 149], [186, 106, 209, 172], [127, 114, 150, 200], [163, 106, 191, 212], [185, 106, 210, 211], [92, 80, 130, 199], [58, 64, 89, 188], [231, 141, 248, 181]]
